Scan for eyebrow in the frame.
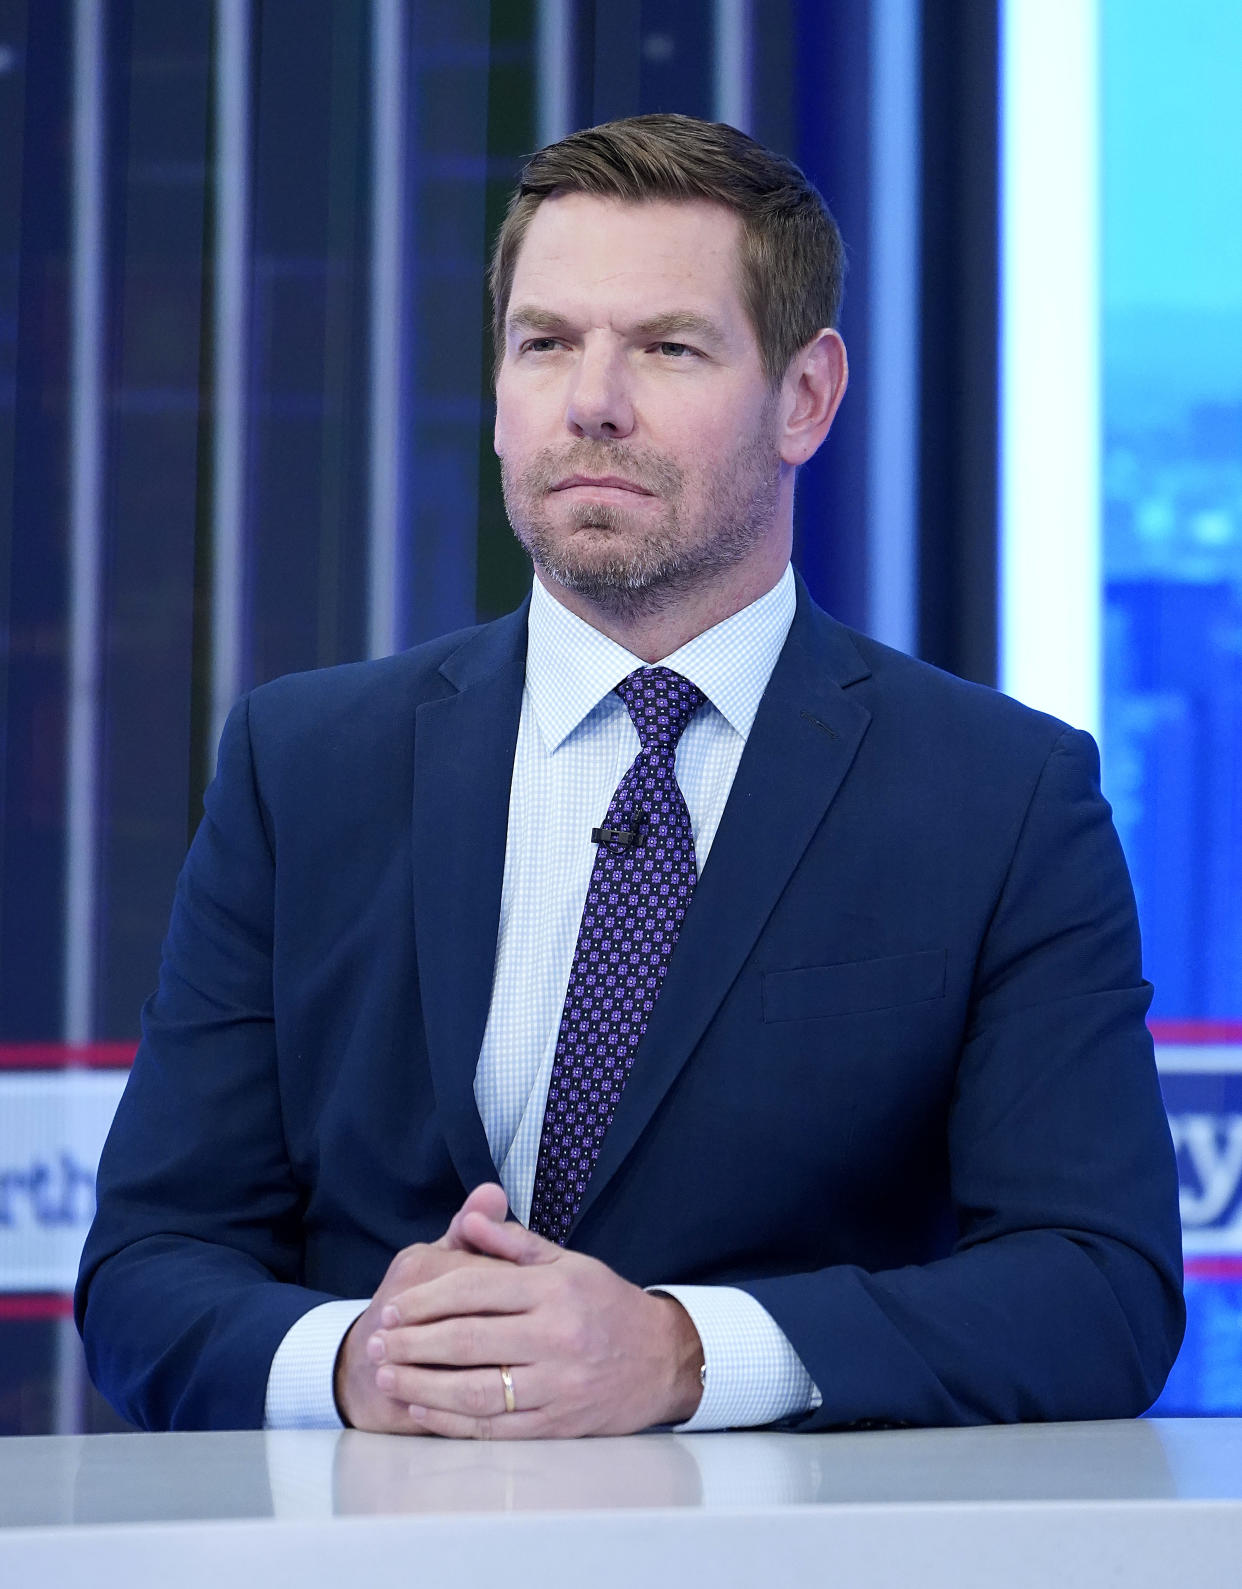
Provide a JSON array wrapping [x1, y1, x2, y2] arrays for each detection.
[[630, 312, 727, 346], [506, 307, 570, 337], [506, 305, 729, 347]]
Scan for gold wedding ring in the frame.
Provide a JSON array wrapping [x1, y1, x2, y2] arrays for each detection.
[[499, 1364, 517, 1414]]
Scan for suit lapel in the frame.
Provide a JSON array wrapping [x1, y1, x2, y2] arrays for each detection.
[[571, 590, 873, 1234], [411, 607, 528, 1197]]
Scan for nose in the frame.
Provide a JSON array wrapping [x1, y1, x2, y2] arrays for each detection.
[[565, 342, 635, 441]]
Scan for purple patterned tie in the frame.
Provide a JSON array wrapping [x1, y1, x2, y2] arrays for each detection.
[[528, 666, 707, 1244]]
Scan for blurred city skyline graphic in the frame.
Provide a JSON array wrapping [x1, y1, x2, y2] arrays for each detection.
[[1102, 0, 1242, 1412]]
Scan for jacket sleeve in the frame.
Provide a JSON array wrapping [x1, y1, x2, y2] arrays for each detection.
[[741, 727, 1186, 1427], [75, 694, 338, 1430]]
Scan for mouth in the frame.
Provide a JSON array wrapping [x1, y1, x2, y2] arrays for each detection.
[[550, 474, 655, 496]]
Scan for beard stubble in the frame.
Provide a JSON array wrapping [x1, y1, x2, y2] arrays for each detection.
[[500, 415, 783, 620]]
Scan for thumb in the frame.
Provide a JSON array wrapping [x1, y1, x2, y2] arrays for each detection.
[[460, 1209, 559, 1266], [437, 1182, 510, 1250]]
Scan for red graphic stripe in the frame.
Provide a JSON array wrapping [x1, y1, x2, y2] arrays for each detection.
[[2, 1028, 1237, 1064], [0, 1042, 137, 1071], [1184, 1257, 1242, 1281], [1150, 1020, 1242, 1044], [0, 1262, 1240, 1326], [0, 1295, 76, 1321]]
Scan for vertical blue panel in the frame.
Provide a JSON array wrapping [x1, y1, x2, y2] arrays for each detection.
[[1101, 0, 1242, 1023], [209, 0, 253, 756], [63, 0, 107, 1045], [787, 0, 871, 631], [712, 0, 753, 132], [367, 0, 405, 659], [1101, 0, 1242, 1414], [536, 0, 574, 148], [1105, 0, 1242, 1016], [866, 0, 919, 654]]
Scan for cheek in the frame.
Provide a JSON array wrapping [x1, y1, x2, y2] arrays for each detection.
[[649, 404, 717, 461], [495, 379, 563, 461], [493, 371, 530, 457], [665, 416, 744, 489], [658, 388, 763, 452], [495, 415, 537, 469]]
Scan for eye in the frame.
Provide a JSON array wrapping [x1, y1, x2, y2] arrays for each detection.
[[521, 337, 562, 354], [654, 341, 696, 358]]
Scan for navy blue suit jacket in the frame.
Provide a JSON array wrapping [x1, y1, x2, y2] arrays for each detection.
[[76, 584, 1184, 1430]]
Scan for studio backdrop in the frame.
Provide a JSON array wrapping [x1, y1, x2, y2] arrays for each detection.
[[0, 0, 1238, 1432]]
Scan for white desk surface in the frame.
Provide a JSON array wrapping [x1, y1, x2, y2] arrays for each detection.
[[2, 1419, 1240, 1588]]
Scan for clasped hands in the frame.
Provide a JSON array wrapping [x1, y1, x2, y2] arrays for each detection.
[[334, 1184, 704, 1438]]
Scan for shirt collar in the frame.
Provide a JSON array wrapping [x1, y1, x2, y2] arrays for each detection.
[[524, 565, 796, 752]]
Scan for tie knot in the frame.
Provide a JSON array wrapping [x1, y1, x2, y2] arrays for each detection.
[[614, 666, 706, 753]]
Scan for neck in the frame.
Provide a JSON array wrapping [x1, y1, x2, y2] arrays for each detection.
[[534, 547, 790, 663]]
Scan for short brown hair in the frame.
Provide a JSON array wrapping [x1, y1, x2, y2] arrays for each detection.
[[489, 113, 845, 387]]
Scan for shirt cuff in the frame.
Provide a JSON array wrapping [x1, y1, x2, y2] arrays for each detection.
[[263, 1299, 369, 1429], [649, 1283, 822, 1431]]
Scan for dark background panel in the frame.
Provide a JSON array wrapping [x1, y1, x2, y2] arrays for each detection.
[[404, 0, 496, 644], [1, 0, 70, 1041], [97, 0, 212, 1036], [0, 0, 1025, 1434], [916, 0, 998, 686], [248, 0, 371, 688]]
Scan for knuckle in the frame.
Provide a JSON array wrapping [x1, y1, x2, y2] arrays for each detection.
[[387, 1249, 415, 1289], [403, 1242, 433, 1277]]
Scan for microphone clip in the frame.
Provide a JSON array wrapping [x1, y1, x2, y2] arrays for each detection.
[[592, 813, 646, 851]]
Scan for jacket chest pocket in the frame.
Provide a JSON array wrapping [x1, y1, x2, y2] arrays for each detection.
[[762, 949, 947, 1022]]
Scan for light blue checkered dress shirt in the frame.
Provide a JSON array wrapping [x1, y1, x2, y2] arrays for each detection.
[[265, 566, 822, 1429]]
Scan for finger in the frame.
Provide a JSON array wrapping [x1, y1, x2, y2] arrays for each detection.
[[459, 1212, 560, 1266], [437, 1184, 504, 1251], [380, 1262, 539, 1329], [371, 1310, 533, 1375], [340, 1370, 440, 1436], [437, 1183, 509, 1251], [375, 1313, 536, 1370], [378, 1362, 549, 1421]]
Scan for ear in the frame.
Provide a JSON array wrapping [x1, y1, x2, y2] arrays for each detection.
[[777, 329, 848, 467]]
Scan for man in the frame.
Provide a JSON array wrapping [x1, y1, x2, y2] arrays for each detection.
[[76, 114, 1184, 1437]]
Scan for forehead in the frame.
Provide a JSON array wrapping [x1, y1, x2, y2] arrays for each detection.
[[508, 193, 749, 326]]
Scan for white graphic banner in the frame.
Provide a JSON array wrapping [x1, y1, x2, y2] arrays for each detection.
[[0, 1071, 129, 1292]]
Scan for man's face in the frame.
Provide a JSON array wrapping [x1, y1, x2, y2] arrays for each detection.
[[494, 194, 787, 616]]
